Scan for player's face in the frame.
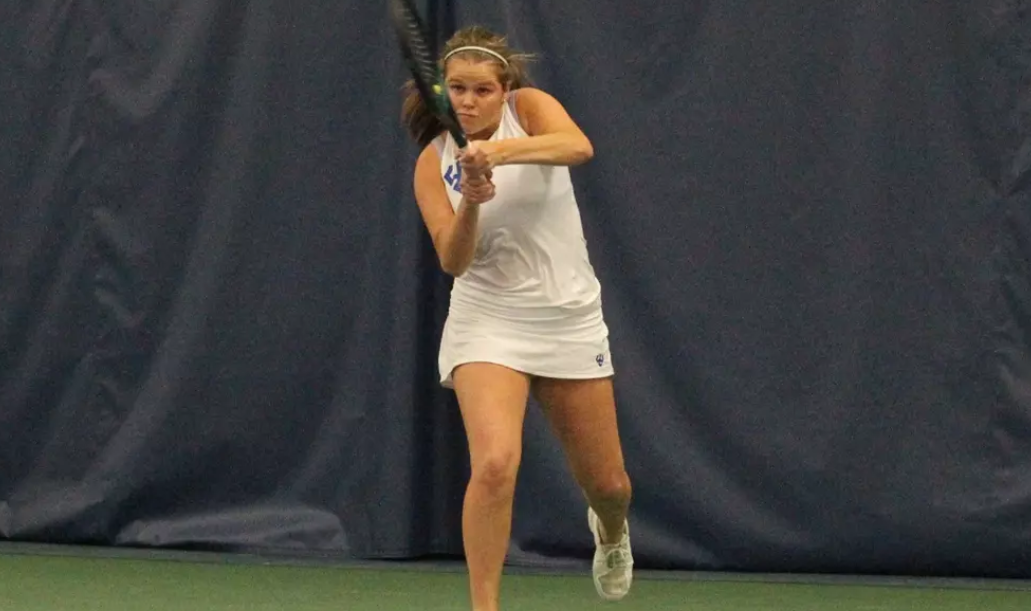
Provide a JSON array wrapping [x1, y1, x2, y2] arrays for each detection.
[[444, 58, 507, 139]]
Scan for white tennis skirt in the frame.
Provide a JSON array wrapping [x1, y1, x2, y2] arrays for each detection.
[[438, 296, 615, 388]]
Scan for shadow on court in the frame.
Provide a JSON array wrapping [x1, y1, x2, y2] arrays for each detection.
[[0, 543, 1029, 610]]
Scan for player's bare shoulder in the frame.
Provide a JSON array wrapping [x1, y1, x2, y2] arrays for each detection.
[[414, 139, 444, 185]]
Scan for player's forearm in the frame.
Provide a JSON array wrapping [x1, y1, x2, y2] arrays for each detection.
[[494, 133, 594, 166], [439, 200, 479, 277]]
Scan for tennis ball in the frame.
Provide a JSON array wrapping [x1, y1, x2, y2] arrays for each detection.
[[433, 84, 442, 95]]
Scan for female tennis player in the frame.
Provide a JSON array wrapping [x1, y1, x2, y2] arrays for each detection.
[[402, 25, 634, 611]]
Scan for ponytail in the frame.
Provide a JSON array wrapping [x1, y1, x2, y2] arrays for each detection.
[[401, 79, 443, 148]]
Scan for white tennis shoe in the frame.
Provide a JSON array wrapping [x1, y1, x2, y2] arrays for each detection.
[[587, 507, 634, 600]]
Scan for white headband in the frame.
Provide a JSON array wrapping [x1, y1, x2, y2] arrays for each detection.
[[443, 45, 509, 66]]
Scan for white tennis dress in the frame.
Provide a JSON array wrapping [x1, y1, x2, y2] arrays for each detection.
[[433, 92, 614, 388]]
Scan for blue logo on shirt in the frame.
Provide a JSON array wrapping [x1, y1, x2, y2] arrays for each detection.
[[444, 164, 462, 193]]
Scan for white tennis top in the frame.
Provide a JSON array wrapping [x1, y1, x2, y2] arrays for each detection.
[[433, 95, 603, 320]]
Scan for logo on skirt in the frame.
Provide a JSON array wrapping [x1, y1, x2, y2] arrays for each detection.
[[596, 353, 605, 367]]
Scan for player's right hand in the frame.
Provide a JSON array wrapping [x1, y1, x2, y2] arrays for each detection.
[[461, 173, 496, 205]]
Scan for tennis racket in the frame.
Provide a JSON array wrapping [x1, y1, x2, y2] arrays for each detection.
[[389, 0, 468, 149]]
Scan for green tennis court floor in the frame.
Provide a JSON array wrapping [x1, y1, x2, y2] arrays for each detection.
[[1, 544, 1029, 610]]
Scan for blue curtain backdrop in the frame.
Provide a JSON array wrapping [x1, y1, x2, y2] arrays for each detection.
[[1, 0, 1030, 577]]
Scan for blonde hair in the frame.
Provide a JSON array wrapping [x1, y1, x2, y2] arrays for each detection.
[[401, 26, 535, 147]]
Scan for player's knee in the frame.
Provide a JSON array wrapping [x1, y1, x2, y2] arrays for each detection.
[[470, 452, 520, 498], [587, 469, 632, 507]]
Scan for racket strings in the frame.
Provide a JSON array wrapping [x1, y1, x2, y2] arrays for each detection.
[[391, 0, 466, 146], [393, 2, 440, 87]]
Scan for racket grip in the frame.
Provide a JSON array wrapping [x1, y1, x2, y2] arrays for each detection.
[[458, 143, 489, 182], [464, 165, 491, 182]]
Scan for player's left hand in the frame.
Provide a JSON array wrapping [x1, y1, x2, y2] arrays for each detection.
[[458, 141, 496, 176]]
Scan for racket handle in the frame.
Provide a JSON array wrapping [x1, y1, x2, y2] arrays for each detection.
[[457, 140, 487, 181]]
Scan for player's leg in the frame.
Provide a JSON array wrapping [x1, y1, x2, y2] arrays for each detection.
[[533, 375, 631, 543], [453, 362, 532, 611], [532, 375, 633, 599]]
